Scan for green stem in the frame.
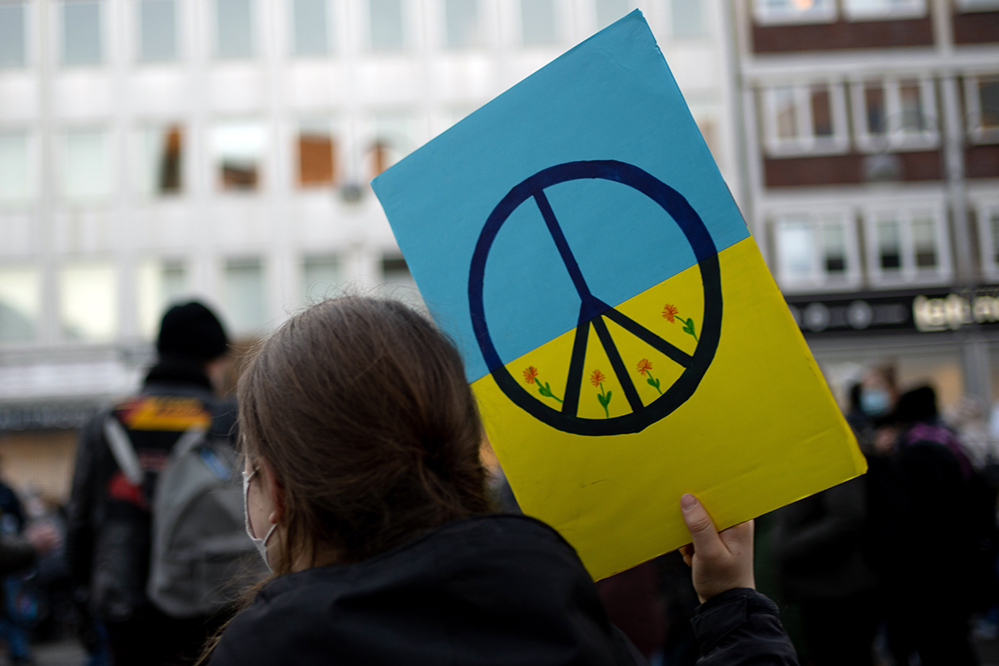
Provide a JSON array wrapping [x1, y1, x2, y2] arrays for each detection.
[[647, 371, 663, 395], [599, 383, 609, 418]]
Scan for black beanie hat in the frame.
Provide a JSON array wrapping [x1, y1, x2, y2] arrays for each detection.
[[156, 301, 229, 361]]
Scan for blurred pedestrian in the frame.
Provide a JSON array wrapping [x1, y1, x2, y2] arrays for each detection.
[[865, 385, 988, 665], [772, 476, 879, 666], [65, 301, 252, 666]]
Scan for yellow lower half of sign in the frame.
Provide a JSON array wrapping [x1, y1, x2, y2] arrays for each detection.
[[472, 236, 867, 581]]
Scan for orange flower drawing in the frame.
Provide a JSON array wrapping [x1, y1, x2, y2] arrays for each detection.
[[590, 369, 606, 388], [662, 303, 699, 342], [523, 366, 562, 404], [636, 358, 662, 396]]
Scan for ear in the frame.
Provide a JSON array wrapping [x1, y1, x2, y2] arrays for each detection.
[[259, 458, 286, 525]]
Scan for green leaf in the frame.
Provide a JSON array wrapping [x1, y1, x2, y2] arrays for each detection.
[[654, 378, 661, 389], [606, 390, 612, 402], [647, 377, 657, 387]]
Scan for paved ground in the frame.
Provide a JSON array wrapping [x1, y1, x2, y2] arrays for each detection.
[[22, 635, 999, 665], [30, 639, 86, 666]]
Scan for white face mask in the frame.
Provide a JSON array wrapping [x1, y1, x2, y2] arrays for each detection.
[[243, 467, 278, 572]]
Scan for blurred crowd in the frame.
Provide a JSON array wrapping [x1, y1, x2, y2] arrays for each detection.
[[1, 337, 998, 665]]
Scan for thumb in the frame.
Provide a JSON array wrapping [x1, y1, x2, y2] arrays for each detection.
[[680, 494, 724, 559]]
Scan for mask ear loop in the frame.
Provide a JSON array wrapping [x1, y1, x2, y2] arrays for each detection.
[[244, 466, 278, 548]]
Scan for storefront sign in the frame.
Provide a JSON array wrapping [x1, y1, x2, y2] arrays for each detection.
[[787, 286, 999, 335], [0, 402, 100, 432]]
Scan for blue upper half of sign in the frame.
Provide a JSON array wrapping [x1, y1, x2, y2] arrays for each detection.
[[372, 10, 750, 384]]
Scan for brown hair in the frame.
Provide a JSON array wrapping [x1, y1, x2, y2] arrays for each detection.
[[237, 296, 492, 574]]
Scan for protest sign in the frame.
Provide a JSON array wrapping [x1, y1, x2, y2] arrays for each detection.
[[373, 10, 866, 580]]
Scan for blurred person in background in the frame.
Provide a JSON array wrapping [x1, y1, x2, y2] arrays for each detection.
[[0, 455, 34, 666], [768, 378, 880, 665], [865, 385, 993, 665], [858, 365, 898, 424], [65, 302, 244, 666]]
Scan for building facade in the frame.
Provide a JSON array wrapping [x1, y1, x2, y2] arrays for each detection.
[[732, 0, 999, 410], [0, 0, 737, 499]]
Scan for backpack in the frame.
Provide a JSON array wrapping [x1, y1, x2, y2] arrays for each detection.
[[103, 415, 261, 618]]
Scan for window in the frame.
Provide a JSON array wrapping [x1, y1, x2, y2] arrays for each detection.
[[211, 121, 265, 191], [62, 1, 102, 66], [139, 0, 177, 61], [365, 114, 417, 178], [851, 78, 938, 151], [297, 120, 338, 187], [773, 213, 858, 290], [445, 0, 482, 50], [62, 129, 112, 200], [761, 83, 848, 156], [302, 255, 340, 303], [59, 262, 118, 341], [137, 258, 188, 337], [976, 203, 999, 277], [223, 258, 266, 332], [0, 131, 33, 203], [292, 0, 329, 56], [966, 75, 999, 144], [379, 256, 422, 307], [842, 0, 927, 21], [0, 266, 39, 342], [217, 0, 253, 59], [595, 0, 630, 29], [957, 0, 999, 11], [369, 0, 404, 51], [520, 0, 557, 46], [864, 205, 949, 283], [753, 0, 836, 25], [671, 0, 705, 38], [0, 2, 26, 68], [135, 124, 183, 195]]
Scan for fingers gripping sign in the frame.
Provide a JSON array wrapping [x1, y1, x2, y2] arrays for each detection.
[[679, 494, 756, 603]]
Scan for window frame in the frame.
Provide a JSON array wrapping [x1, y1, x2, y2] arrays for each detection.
[[61, 0, 104, 67], [517, 0, 559, 47], [841, 0, 927, 21], [975, 200, 999, 280], [862, 201, 951, 287], [0, 128, 37, 206], [850, 76, 939, 152], [760, 81, 850, 157], [59, 125, 114, 202], [290, 0, 332, 57], [0, 1, 29, 69], [954, 0, 999, 11], [131, 122, 186, 198], [752, 0, 837, 26], [209, 118, 267, 193], [771, 209, 861, 293], [965, 74, 999, 145], [294, 117, 341, 189], [214, 0, 255, 60], [367, 0, 407, 52], [137, 0, 179, 63]]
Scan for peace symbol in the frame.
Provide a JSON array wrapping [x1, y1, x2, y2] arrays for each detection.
[[468, 160, 723, 436]]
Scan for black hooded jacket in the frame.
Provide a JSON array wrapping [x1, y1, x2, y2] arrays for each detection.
[[210, 514, 798, 666]]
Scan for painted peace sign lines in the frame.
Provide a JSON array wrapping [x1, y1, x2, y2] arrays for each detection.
[[468, 160, 723, 437]]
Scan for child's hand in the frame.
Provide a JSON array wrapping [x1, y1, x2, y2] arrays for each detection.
[[679, 494, 755, 603]]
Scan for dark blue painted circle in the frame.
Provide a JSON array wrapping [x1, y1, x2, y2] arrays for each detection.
[[468, 160, 722, 436]]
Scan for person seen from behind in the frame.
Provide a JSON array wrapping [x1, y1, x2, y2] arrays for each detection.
[[66, 301, 256, 666], [205, 296, 798, 666], [866, 385, 991, 665]]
